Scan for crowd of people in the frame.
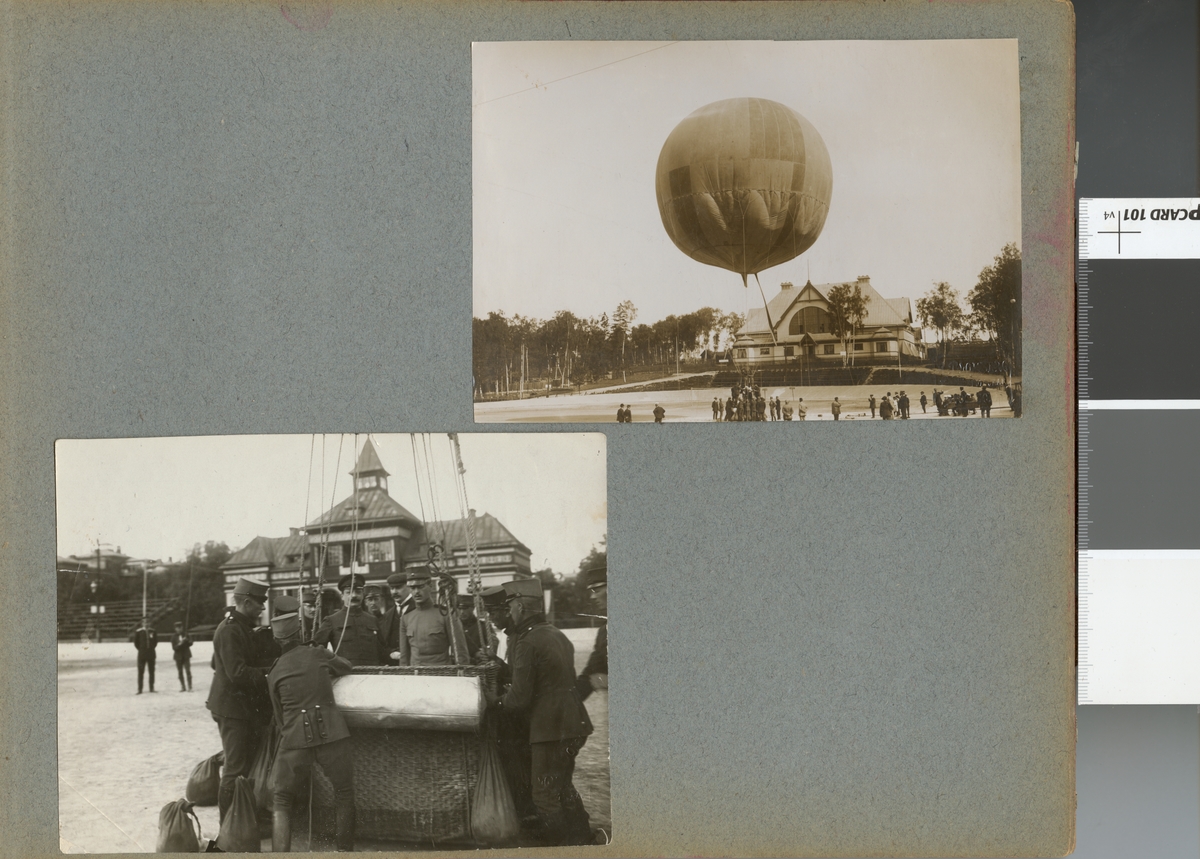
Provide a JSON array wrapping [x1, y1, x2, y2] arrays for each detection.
[[136, 564, 609, 850], [694, 382, 1018, 421]]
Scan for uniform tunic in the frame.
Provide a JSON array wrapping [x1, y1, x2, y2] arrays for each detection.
[[396, 604, 468, 666], [267, 644, 355, 813], [206, 610, 273, 819], [312, 606, 386, 666], [499, 616, 593, 843]]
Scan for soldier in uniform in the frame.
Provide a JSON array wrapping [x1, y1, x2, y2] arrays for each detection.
[[363, 583, 386, 619], [575, 565, 608, 702], [478, 586, 536, 826], [458, 594, 485, 660], [313, 574, 387, 666], [206, 577, 273, 822], [266, 596, 356, 853], [486, 578, 594, 845], [394, 566, 469, 666]]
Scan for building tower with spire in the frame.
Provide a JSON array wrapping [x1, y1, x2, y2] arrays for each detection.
[[219, 438, 533, 610]]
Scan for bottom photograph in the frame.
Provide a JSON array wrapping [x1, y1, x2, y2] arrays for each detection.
[[55, 432, 610, 853]]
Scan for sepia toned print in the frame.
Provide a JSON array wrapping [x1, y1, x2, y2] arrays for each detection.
[[474, 40, 1023, 422], [57, 433, 609, 851]]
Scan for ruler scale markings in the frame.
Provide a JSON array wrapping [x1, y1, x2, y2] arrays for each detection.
[[1078, 199, 1200, 704]]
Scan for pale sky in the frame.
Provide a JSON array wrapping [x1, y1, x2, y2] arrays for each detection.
[[473, 40, 1021, 324], [55, 433, 607, 575]]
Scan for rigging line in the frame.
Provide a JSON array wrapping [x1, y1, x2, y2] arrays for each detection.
[[409, 434, 429, 530], [755, 273, 779, 346], [422, 433, 448, 549], [336, 432, 360, 657], [473, 42, 678, 108], [316, 434, 344, 631]]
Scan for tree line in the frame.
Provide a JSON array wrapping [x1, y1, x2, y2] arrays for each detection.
[[915, 244, 1022, 373], [473, 303, 745, 397]]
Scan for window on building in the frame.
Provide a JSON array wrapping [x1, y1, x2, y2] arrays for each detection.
[[823, 345, 834, 355], [783, 346, 795, 357], [854, 343, 864, 351], [736, 349, 747, 358], [759, 347, 771, 356], [788, 306, 832, 336], [324, 545, 343, 567], [365, 540, 394, 563]]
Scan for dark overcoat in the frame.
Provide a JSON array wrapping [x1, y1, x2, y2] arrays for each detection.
[[502, 618, 593, 744], [206, 611, 271, 723], [312, 606, 386, 666]]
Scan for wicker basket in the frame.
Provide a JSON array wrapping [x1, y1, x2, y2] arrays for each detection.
[[308, 664, 497, 846]]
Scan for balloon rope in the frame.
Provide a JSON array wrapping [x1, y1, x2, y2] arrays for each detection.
[[754, 273, 779, 346]]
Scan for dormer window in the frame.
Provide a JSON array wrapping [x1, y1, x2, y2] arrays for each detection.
[[355, 475, 380, 491]]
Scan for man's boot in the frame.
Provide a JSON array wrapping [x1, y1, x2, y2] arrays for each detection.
[[334, 802, 356, 852], [272, 810, 292, 853]]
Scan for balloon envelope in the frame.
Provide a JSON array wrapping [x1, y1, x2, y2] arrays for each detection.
[[655, 97, 833, 279]]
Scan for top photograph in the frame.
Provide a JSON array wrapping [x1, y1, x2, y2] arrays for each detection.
[[473, 40, 1023, 423]]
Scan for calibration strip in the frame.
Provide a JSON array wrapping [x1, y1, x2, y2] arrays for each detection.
[[1078, 198, 1200, 705]]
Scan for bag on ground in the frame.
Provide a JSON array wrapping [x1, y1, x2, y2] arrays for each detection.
[[156, 798, 202, 853], [471, 720, 521, 843], [248, 723, 279, 812], [216, 776, 260, 852], [185, 751, 224, 806]]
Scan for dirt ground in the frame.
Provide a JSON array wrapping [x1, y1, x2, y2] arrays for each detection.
[[475, 383, 1013, 423], [58, 628, 609, 853]]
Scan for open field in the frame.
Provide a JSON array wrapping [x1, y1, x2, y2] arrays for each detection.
[[475, 383, 1013, 423], [58, 629, 609, 852]]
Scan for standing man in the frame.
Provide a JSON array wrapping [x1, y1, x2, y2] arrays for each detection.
[[266, 596, 356, 853], [378, 573, 411, 665], [652, 403, 665, 424], [171, 621, 193, 692], [575, 565, 608, 702], [207, 577, 273, 823], [831, 397, 841, 421], [363, 583, 386, 620], [394, 566, 470, 666], [615, 403, 625, 423], [130, 617, 158, 694], [478, 585, 536, 825], [899, 391, 910, 420], [978, 384, 992, 418], [313, 574, 387, 666], [796, 398, 807, 420], [920, 391, 928, 414], [486, 579, 594, 846], [711, 397, 720, 421], [869, 394, 876, 419]]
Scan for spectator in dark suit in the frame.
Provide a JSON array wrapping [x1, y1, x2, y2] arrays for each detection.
[[130, 617, 158, 694]]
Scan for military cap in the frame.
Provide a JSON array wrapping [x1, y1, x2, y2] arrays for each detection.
[[271, 594, 301, 619], [337, 573, 366, 591], [456, 594, 478, 610], [270, 595, 301, 639], [584, 564, 607, 589], [405, 565, 433, 584], [480, 585, 508, 608], [386, 572, 407, 586], [232, 577, 268, 599], [363, 583, 384, 596], [301, 591, 316, 606], [502, 578, 543, 602]]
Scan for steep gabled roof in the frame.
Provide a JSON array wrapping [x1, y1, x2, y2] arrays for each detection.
[[402, 513, 529, 560], [352, 438, 389, 477], [305, 487, 419, 530], [740, 277, 914, 336], [224, 533, 310, 571]]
